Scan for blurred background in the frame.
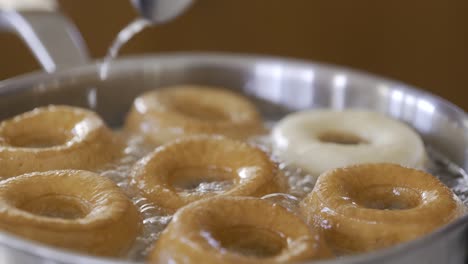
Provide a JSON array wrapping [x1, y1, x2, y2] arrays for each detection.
[[0, 0, 467, 109]]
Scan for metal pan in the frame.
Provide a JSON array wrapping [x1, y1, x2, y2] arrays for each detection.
[[0, 3, 467, 264], [0, 53, 467, 264]]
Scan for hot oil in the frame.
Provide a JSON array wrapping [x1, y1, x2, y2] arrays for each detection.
[[96, 21, 468, 261], [95, 121, 468, 261], [99, 18, 150, 80]]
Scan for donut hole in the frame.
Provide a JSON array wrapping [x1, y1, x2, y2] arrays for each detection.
[[318, 131, 368, 145], [211, 226, 286, 257], [353, 186, 421, 210], [169, 167, 235, 193], [172, 100, 231, 121], [19, 195, 90, 219], [6, 132, 71, 148]]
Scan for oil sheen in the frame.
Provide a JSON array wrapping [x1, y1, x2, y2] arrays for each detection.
[[99, 18, 150, 80], [96, 127, 468, 261]]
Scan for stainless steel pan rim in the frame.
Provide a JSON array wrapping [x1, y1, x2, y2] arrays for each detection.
[[1, 52, 467, 121], [2, 52, 467, 124], [0, 52, 466, 264]]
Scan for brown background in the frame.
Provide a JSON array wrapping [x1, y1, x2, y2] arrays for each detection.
[[1, 0, 467, 109]]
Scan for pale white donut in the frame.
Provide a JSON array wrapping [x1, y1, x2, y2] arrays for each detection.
[[272, 110, 426, 176]]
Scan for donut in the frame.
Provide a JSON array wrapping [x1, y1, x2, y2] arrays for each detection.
[[124, 85, 265, 144], [0, 170, 140, 256], [149, 196, 332, 263], [272, 110, 426, 176], [0, 105, 123, 178], [130, 136, 286, 210], [300, 163, 465, 253]]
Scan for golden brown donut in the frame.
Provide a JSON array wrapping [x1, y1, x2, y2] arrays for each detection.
[[300, 163, 466, 253], [149, 196, 332, 263], [0, 170, 140, 256], [124, 85, 265, 144], [130, 136, 286, 210], [0, 105, 123, 178]]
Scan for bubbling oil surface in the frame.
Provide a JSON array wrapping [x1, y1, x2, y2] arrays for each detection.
[[96, 124, 468, 262]]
